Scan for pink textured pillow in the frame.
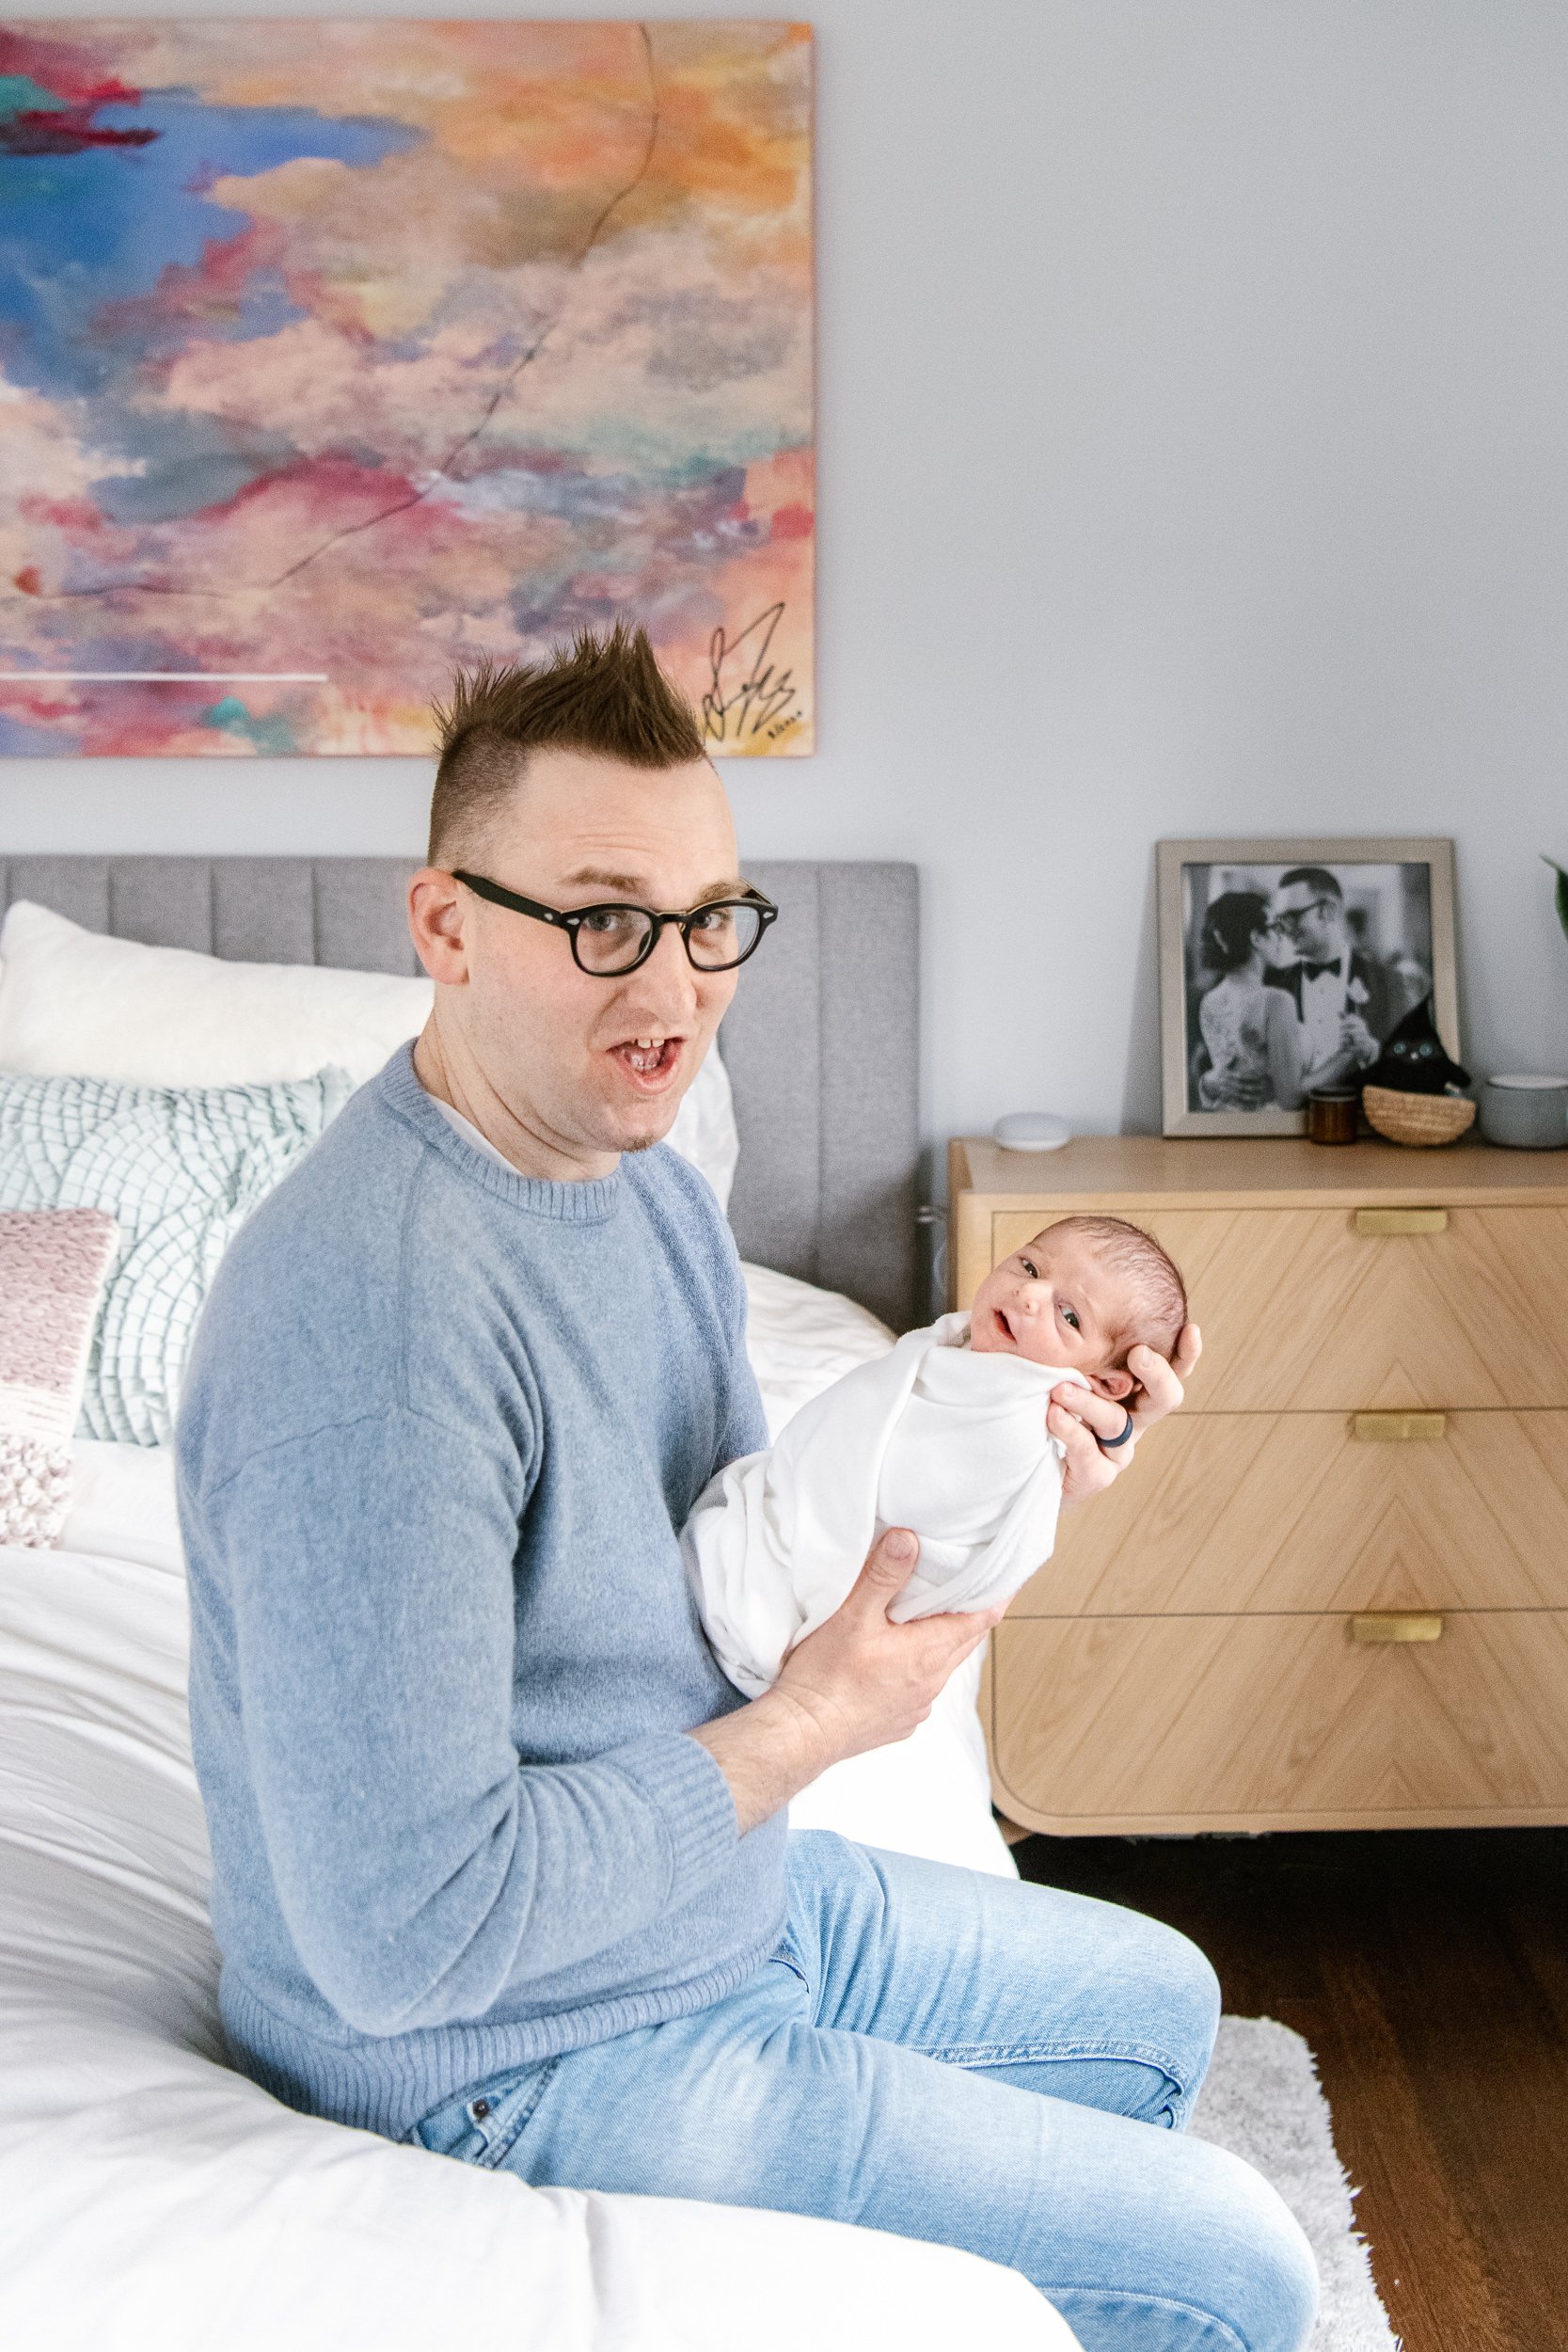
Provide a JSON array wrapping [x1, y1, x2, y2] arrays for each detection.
[[0, 1209, 119, 1548]]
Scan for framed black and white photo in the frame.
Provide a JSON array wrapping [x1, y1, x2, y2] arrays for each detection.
[[1157, 837, 1460, 1137]]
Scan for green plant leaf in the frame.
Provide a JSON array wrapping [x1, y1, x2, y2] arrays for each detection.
[[1544, 854, 1568, 940], [1545, 854, 1568, 946]]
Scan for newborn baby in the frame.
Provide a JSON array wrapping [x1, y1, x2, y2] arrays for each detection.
[[683, 1215, 1187, 1695]]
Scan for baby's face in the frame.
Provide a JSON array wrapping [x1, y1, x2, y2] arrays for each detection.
[[969, 1228, 1136, 1400]]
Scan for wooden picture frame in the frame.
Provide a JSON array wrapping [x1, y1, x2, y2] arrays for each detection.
[[1157, 837, 1460, 1137]]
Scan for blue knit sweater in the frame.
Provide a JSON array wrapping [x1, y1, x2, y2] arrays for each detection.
[[177, 1046, 782, 2141]]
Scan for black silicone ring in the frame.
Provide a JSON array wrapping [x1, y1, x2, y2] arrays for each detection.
[[1097, 1408, 1136, 1453]]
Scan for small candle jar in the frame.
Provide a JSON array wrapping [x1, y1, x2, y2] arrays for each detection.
[[1306, 1086, 1360, 1146]]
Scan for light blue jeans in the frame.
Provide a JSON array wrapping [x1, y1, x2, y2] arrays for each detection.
[[406, 1832, 1318, 2351]]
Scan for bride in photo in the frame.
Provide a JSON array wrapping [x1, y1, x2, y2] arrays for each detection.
[[1195, 890, 1307, 1112]]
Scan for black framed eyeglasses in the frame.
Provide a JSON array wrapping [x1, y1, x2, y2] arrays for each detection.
[[1272, 897, 1337, 938], [451, 870, 779, 977]]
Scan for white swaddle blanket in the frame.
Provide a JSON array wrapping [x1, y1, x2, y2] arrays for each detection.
[[683, 1311, 1087, 1696]]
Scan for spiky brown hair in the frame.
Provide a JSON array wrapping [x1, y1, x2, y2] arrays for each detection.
[[427, 623, 706, 866]]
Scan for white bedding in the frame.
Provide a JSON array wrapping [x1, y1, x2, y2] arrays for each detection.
[[0, 1262, 1054, 2349]]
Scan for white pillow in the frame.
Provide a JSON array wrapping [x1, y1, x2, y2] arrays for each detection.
[[664, 1040, 740, 1213], [0, 900, 433, 1090]]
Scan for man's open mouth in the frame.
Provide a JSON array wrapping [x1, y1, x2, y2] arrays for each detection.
[[610, 1035, 684, 1089]]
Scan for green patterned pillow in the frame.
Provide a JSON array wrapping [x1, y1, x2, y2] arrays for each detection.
[[0, 1068, 351, 1446]]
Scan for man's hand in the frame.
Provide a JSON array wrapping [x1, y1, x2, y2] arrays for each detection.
[[1049, 1323, 1202, 1504], [1198, 1066, 1271, 1110], [1339, 1012, 1378, 1069], [688, 1529, 1000, 1835], [1303, 1017, 1378, 1092], [774, 1530, 1001, 1763]]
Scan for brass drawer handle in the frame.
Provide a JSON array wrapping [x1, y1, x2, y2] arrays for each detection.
[[1352, 1411, 1447, 1442], [1352, 1613, 1445, 1645], [1355, 1207, 1448, 1236]]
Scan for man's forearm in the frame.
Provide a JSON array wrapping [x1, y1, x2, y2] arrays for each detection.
[[688, 1687, 836, 1835]]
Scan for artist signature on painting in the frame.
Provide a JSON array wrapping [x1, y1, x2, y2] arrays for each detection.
[[702, 604, 800, 745]]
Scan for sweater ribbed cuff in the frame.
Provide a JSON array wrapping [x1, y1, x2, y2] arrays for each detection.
[[606, 1729, 741, 1905]]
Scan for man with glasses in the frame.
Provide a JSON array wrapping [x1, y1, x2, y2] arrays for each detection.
[[1266, 866, 1390, 1087], [178, 626, 1314, 2352]]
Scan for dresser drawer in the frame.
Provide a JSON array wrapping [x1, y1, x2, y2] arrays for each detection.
[[1008, 1408, 1568, 1616], [989, 1204, 1568, 1409], [990, 1612, 1568, 1833]]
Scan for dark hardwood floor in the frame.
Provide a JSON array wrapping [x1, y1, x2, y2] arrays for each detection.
[[1012, 1827, 1568, 2352]]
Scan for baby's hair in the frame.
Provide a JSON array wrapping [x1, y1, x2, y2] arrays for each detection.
[[1032, 1215, 1188, 1366]]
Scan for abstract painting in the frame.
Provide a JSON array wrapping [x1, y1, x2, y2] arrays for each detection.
[[0, 19, 813, 755]]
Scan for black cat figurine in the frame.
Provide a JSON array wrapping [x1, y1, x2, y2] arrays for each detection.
[[1363, 993, 1471, 1097]]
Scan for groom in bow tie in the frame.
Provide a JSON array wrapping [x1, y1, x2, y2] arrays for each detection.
[[1264, 866, 1390, 1089]]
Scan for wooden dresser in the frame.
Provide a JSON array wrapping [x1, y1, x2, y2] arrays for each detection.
[[949, 1134, 1568, 1835]]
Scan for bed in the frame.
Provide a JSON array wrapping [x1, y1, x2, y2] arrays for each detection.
[[0, 857, 1071, 2350]]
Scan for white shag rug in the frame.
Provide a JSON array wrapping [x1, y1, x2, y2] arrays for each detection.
[[1190, 2018, 1400, 2352]]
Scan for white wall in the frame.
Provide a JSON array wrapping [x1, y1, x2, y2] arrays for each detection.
[[6, 1, 1568, 1170]]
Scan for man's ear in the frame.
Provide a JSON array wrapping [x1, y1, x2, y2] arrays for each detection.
[[1093, 1367, 1136, 1402], [408, 867, 471, 987]]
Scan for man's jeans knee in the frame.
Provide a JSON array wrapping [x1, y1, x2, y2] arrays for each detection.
[[970, 1907, 1221, 2131]]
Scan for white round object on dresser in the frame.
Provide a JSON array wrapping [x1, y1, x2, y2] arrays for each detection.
[[993, 1112, 1070, 1153]]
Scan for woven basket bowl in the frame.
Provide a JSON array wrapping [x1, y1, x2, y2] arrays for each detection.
[[1362, 1085, 1477, 1147]]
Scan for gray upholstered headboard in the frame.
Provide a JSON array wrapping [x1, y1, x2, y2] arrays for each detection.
[[0, 855, 920, 1329]]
